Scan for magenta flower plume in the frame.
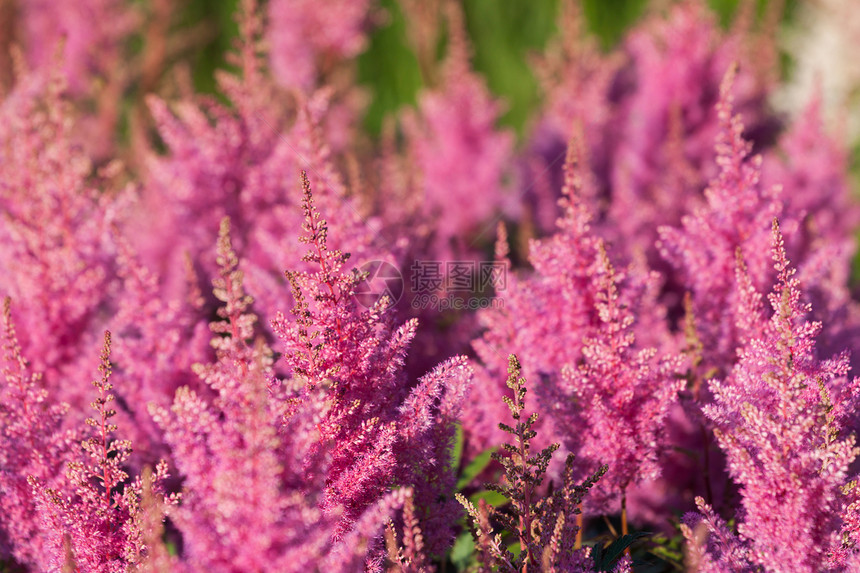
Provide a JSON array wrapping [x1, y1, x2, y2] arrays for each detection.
[[695, 220, 860, 571], [763, 94, 859, 248], [4, 0, 860, 569], [536, 0, 618, 165], [403, 3, 513, 260], [470, 139, 674, 461], [0, 66, 125, 408], [266, 0, 373, 91], [140, 0, 286, 292], [474, 141, 599, 389], [658, 65, 781, 377], [143, 0, 381, 321], [395, 354, 472, 556], [107, 232, 211, 464], [468, 141, 600, 457], [605, 1, 770, 261], [28, 331, 177, 572], [762, 94, 860, 363], [528, 0, 774, 248], [20, 0, 136, 94], [560, 243, 684, 511], [14, 0, 138, 160], [681, 497, 752, 572], [151, 218, 345, 571], [0, 299, 77, 567], [524, 0, 619, 236], [273, 173, 472, 550]]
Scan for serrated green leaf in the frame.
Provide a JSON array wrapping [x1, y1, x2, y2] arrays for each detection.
[[457, 447, 497, 490]]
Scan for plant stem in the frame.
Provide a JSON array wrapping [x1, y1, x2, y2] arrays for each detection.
[[702, 423, 714, 506], [575, 509, 583, 550], [621, 489, 630, 557]]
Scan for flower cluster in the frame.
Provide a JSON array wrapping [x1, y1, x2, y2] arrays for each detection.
[[684, 221, 860, 571], [1, 0, 860, 571]]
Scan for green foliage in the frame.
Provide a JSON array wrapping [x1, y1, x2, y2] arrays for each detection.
[[180, 0, 240, 94], [469, 489, 508, 508], [149, 0, 800, 140], [456, 355, 607, 572], [457, 444, 496, 490], [451, 424, 465, 472], [647, 529, 686, 571], [591, 532, 650, 571], [581, 0, 647, 49], [358, 0, 425, 135], [707, 0, 800, 28], [461, 0, 558, 135], [450, 531, 476, 570]]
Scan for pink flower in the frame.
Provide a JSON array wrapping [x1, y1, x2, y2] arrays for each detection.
[[403, 7, 513, 261], [267, 0, 373, 91], [697, 221, 860, 570]]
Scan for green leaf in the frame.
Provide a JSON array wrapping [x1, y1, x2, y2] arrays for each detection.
[[451, 532, 476, 571], [457, 447, 497, 490], [648, 545, 684, 567], [593, 532, 650, 571], [451, 424, 464, 472], [469, 489, 509, 508]]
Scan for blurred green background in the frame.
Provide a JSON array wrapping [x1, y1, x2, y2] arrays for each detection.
[[181, 0, 797, 139], [359, 0, 797, 137]]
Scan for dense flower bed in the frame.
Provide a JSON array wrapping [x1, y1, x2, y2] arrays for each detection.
[[1, 1, 859, 571]]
